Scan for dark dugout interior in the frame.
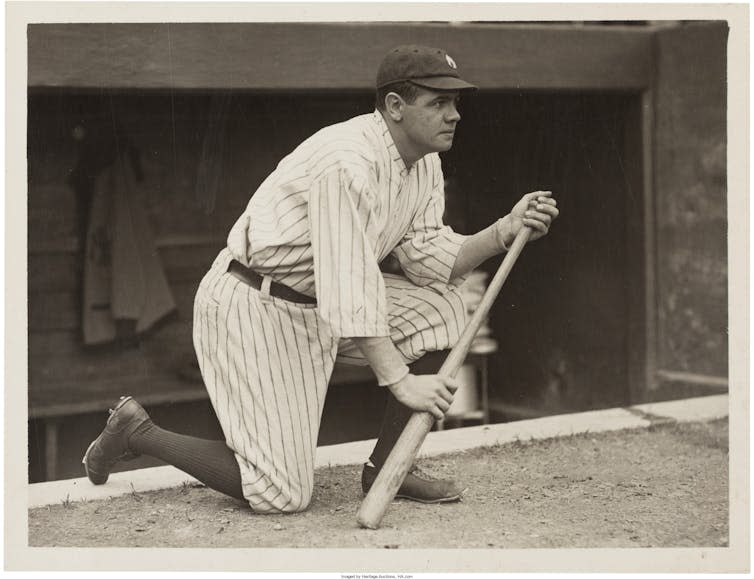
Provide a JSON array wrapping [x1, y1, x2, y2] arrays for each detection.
[[443, 91, 644, 417]]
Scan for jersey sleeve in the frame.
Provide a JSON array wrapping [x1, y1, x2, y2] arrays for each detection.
[[392, 162, 469, 288], [309, 168, 390, 339]]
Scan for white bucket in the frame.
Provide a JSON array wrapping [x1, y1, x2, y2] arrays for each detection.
[[446, 364, 478, 417]]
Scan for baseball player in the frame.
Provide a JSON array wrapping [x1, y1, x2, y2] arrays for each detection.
[[83, 44, 558, 513]]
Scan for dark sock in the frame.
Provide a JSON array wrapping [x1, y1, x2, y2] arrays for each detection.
[[369, 390, 414, 470], [129, 420, 245, 502]]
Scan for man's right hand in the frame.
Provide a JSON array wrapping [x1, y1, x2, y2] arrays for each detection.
[[388, 373, 460, 421]]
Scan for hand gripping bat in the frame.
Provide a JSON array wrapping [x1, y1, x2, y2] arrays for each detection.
[[357, 226, 533, 529]]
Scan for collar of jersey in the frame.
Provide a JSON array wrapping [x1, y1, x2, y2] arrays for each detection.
[[373, 110, 409, 180]]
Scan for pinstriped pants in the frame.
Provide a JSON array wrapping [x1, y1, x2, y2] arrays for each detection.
[[193, 249, 467, 513]]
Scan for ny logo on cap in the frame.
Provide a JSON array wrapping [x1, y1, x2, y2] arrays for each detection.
[[445, 54, 457, 69]]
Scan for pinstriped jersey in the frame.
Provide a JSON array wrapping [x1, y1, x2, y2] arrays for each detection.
[[227, 110, 468, 339]]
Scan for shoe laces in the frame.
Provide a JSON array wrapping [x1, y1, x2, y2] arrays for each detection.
[[408, 464, 437, 481], [108, 396, 128, 415]]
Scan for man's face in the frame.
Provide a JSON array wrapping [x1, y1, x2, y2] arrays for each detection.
[[400, 87, 462, 156]]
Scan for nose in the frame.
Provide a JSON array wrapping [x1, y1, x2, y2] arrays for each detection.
[[445, 102, 461, 123]]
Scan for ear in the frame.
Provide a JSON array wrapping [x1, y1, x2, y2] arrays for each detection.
[[384, 92, 404, 122]]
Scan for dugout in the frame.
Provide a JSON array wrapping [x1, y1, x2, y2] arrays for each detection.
[[26, 22, 728, 481]]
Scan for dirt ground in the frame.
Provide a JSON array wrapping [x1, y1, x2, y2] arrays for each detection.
[[29, 419, 728, 549]]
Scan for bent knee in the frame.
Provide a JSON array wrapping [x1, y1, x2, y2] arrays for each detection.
[[278, 493, 312, 514], [246, 485, 313, 514]]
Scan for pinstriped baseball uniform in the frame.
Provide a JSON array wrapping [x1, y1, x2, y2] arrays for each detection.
[[193, 110, 468, 512]]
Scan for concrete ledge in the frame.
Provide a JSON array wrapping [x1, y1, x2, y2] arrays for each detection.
[[28, 465, 198, 509], [28, 394, 727, 509], [631, 393, 728, 422]]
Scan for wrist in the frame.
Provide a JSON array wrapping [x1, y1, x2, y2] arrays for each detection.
[[386, 371, 412, 393], [495, 216, 514, 251]]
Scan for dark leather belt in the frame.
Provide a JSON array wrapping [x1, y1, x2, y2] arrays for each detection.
[[227, 260, 317, 305]]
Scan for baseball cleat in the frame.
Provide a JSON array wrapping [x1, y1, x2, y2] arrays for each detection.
[[82, 396, 150, 485], [361, 463, 465, 504]]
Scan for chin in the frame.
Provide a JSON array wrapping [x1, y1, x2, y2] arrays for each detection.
[[435, 140, 454, 152]]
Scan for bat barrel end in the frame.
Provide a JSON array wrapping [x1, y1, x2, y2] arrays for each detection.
[[357, 519, 379, 530], [356, 506, 382, 529]]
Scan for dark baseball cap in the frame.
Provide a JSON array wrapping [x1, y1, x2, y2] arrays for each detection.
[[376, 44, 478, 91]]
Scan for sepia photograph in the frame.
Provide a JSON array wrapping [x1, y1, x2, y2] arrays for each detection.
[[6, 2, 749, 574]]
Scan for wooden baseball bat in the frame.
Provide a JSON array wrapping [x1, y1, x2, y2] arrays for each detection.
[[357, 226, 533, 529]]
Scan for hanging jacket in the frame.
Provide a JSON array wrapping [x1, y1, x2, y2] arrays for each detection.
[[82, 150, 176, 344]]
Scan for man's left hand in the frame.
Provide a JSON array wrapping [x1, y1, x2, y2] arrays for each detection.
[[497, 190, 559, 248]]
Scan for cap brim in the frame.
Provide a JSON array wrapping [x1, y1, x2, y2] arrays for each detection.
[[410, 76, 478, 91]]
